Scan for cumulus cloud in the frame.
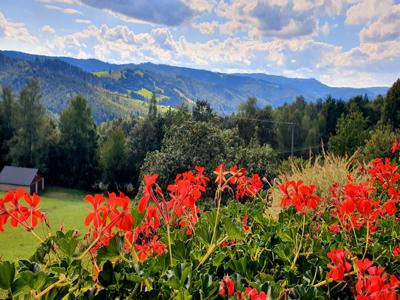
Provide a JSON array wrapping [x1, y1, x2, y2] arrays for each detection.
[[42, 25, 56, 34], [182, 0, 216, 13], [78, 0, 196, 26], [359, 4, 400, 42], [193, 21, 218, 34], [345, 0, 393, 24], [0, 12, 38, 44], [217, 0, 349, 39]]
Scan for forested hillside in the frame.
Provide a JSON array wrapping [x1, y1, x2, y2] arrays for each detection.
[[0, 51, 388, 121]]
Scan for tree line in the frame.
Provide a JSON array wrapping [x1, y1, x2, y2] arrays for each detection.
[[0, 78, 399, 194]]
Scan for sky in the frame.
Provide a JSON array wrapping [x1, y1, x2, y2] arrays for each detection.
[[0, 0, 399, 87]]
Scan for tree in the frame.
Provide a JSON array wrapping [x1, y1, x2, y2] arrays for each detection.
[[382, 79, 400, 128], [0, 86, 15, 165], [237, 97, 258, 144], [8, 79, 49, 169], [328, 111, 369, 156], [148, 92, 158, 120], [193, 100, 214, 122], [100, 127, 129, 191], [255, 105, 277, 147], [140, 121, 227, 187], [58, 96, 99, 189]]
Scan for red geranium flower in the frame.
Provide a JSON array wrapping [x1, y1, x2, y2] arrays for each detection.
[[280, 180, 321, 213], [393, 244, 400, 257], [326, 248, 352, 281], [245, 287, 267, 300], [219, 275, 235, 297]]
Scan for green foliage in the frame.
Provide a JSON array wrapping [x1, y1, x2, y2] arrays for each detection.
[[382, 79, 400, 128], [228, 141, 278, 179], [8, 79, 55, 170], [360, 126, 398, 161], [0, 86, 15, 165], [328, 111, 369, 156], [192, 100, 214, 122], [58, 96, 99, 189], [100, 127, 130, 190], [140, 121, 227, 186]]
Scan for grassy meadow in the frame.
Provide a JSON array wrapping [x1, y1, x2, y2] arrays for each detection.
[[0, 187, 89, 261]]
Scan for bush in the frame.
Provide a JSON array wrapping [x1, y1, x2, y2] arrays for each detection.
[[360, 126, 398, 162]]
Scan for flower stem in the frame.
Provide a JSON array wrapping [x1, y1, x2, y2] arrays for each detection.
[[78, 236, 101, 260], [29, 229, 44, 243], [210, 191, 221, 246], [313, 271, 357, 288], [362, 220, 369, 259], [166, 224, 173, 265], [290, 214, 306, 270], [33, 275, 67, 299], [196, 236, 228, 269]]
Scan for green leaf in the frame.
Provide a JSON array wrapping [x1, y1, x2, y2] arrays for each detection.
[[222, 217, 244, 241], [96, 235, 123, 264], [0, 261, 15, 290], [98, 261, 114, 287], [55, 236, 79, 257], [277, 230, 293, 243]]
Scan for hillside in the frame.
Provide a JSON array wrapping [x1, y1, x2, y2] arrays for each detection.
[[0, 53, 154, 122], [0, 50, 389, 121]]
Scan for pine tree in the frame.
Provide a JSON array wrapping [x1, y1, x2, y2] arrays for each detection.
[[59, 96, 99, 189], [8, 79, 47, 168]]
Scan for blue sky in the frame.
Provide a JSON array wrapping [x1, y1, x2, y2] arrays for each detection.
[[0, 0, 399, 87]]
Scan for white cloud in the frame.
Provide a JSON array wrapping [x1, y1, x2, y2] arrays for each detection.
[[216, 0, 349, 39], [182, 0, 216, 13], [359, 4, 400, 42], [321, 23, 330, 35], [193, 21, 218, 34], [79, 0, 195, 26], [345, 0, 393, 24], [0, 12, 38, 44], [44, 4, 82, 14], [63, 8, 82, 14], [42, 25, 56, 34], [75, 18, 91, 24]]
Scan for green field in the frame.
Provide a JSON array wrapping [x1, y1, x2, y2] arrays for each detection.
[[0, 187, 89, 261]]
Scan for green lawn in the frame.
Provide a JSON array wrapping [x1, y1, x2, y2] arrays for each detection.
[[0, 187, 89, 261]]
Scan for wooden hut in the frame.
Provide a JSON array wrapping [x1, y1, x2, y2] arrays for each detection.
[[0, 166, 44, 195]]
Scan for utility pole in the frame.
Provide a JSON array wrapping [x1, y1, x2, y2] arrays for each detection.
[[291, 124, 295, 156]]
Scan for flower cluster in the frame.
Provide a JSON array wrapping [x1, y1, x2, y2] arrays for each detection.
[[218, 275, 235, 297], [279, 180, 321, 213], [214, 164, 263, 201], [138, 166, 209, 234], [218, 275, 268, 300], [125, 206, 165, 261], [84, 192, 134, 253], [326, 249, 400, 299], [0, 188, 47, 232], [392, 137, 400, 154], [326, 248, 352, 281], [369, 158, 400, 190], [328, 176, 398, 234]]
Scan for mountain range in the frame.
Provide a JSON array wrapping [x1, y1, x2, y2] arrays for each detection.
[[0, 50, 389, 123]]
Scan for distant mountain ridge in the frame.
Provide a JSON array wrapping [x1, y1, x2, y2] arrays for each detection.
[[0, 50, 389, 122]]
